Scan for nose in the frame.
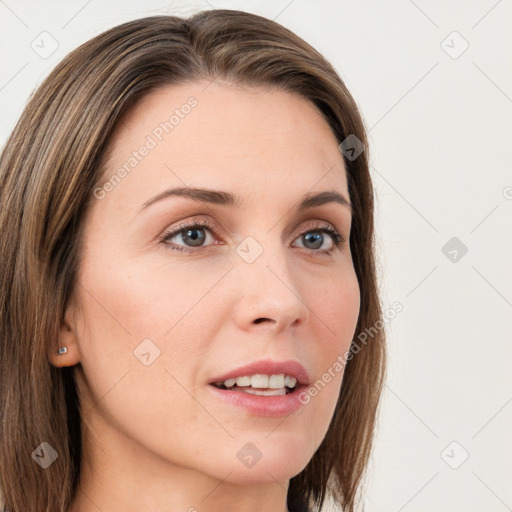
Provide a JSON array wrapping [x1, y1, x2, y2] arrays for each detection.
[[232, 245, 309, 334]]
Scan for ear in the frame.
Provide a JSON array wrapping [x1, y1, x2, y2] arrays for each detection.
[[48, 309, 82, 368]]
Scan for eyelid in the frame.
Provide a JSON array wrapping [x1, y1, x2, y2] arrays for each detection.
[[297, 219, 346, 243]]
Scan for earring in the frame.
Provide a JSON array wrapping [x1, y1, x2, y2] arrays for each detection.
[[57, 347, 68, 355]]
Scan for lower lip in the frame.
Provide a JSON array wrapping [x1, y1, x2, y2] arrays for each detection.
[[208, 384, 307, 417]]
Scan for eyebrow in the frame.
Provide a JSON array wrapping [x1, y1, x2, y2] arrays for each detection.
[[139, 187, 352, 214]]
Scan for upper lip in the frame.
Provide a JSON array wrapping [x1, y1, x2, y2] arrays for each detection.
[[209, 359, 310, 386]]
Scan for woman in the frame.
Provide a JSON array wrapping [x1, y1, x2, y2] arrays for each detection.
[[0, 9, 386, 512]]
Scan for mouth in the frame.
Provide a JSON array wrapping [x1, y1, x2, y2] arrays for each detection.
[[210, 373, 299, 396], [207, 359, 310, 416]]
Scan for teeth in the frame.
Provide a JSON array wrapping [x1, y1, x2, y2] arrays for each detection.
[[221, 373, 298, 389], [250, 374, 269, 388], [268, 374, 285, 388], [285, 376, 297, 388], [235, 376, 251, 387]]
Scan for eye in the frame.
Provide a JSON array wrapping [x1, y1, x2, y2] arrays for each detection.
[[160, 218, 219, 253], [293, 222, 345, 255]]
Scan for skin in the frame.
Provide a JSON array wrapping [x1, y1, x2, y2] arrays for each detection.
[[50, 79, 360, 512]]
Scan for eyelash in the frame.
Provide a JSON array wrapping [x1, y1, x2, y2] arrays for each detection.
[[159, 217, 346, 256]]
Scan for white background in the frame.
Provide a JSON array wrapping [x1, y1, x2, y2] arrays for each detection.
[[1, 1, 511, 511]]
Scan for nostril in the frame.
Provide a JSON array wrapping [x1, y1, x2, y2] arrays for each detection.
[[253, 317, 271, 324]]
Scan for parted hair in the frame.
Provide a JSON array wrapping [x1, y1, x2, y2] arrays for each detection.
[[0, 9, 386, 512]]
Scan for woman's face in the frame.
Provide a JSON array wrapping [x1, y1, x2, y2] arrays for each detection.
[[63, 80, 360, 487]]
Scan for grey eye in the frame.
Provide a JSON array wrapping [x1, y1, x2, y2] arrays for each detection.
[[180, 227, 207, 246]]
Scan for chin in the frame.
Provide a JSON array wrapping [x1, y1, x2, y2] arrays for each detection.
[[207, 438, 313, 485], [220, 460, 307, 486]]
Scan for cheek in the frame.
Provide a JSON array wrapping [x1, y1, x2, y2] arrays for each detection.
[[77, 240, 225, 338], [313, 266, 361, 354], [73, 247, 232, 401], [302, 267, 360, 429], [73, 254, 221, 447]]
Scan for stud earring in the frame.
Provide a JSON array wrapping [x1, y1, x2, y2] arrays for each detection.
[[57, 347, 68, 355]]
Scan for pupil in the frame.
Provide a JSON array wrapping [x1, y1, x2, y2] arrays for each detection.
[[304, 232, 322, 249], [183, 228, 205, 246]]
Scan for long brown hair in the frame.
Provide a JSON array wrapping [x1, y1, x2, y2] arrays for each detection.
[[0, 10, 386, 512]]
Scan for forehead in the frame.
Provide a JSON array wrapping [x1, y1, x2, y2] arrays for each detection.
[[97, 80, 349, 214]]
